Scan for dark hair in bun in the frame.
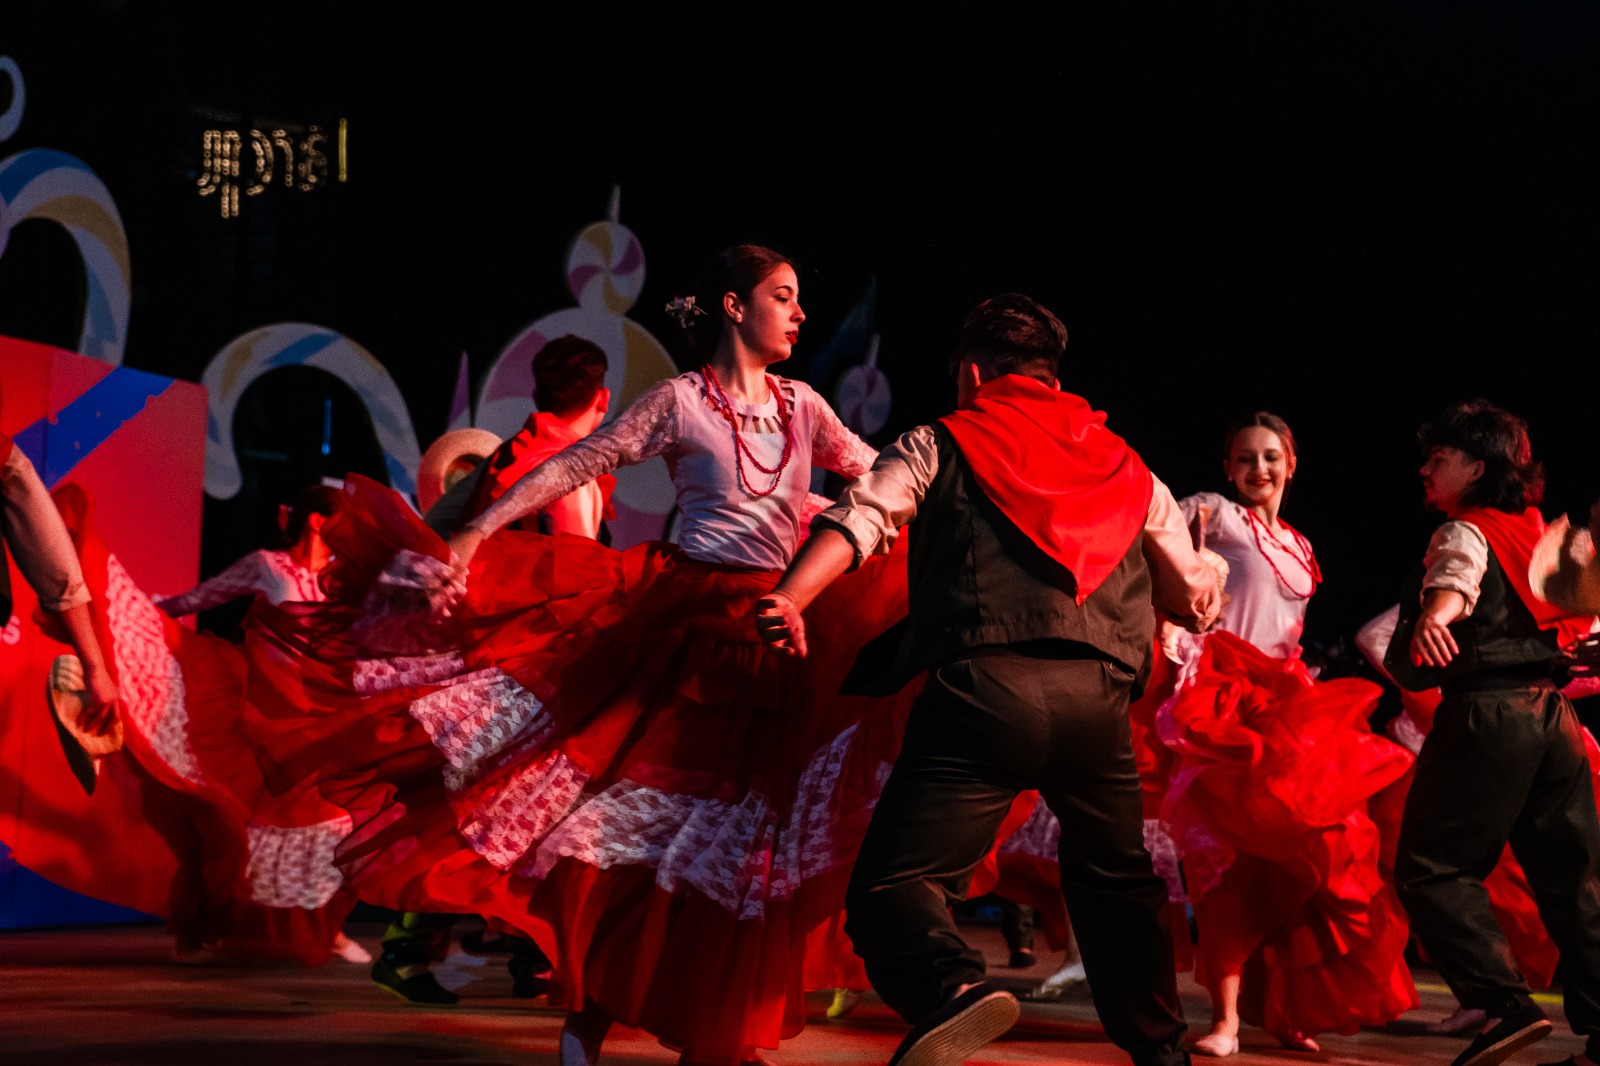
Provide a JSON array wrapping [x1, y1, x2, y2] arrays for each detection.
[[674, 244, 795, 357]]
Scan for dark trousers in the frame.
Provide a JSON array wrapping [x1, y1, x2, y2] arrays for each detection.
[[1397, 682, 1600, 1049], [844, 654, 1188, 1066]]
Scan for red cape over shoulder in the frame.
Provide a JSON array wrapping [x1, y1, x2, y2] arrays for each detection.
[[463, 413, 615, 529], [939, 375, 1153, 604], [1456, 506, 1595, 649]]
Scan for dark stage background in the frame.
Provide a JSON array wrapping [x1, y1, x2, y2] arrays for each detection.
[[4, 1, 1597, 654]]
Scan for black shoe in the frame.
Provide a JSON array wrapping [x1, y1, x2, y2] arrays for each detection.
[[1005, 949, 1037, 969], [371, 956, 460, 1006], [507, 955, 551, 999], [1451, 1002, 1552, 1066], [887, 983, 1020, 1066], [457, 927, 505, 955]]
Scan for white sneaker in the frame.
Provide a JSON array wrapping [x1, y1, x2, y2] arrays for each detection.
[[1024, 959, 1086, 1000]]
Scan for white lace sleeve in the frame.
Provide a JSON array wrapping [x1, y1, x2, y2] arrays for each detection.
[[466, 379, 680, 538], [804, 387, 877, 478], [155, 552, 266, 616]]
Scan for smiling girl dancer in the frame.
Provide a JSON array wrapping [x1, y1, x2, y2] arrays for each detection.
[[1158, 413, 1418, 1056], [251, 245, 915, 1066]]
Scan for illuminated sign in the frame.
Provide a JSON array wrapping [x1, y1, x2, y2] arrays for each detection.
[[196, 119, 347, 218]]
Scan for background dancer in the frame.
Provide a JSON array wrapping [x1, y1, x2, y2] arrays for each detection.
[[252, 244, 915, 1066], [1387, 400, 1600, 1066], [157, 483, 368, 966], [30, 482, 355, 967], [1, 426, 122, 735], [756, 293, 1222, 1066], [424, 333, 614, 542], [1157, 413, 1417, 1055], [373, 334, 609, 1007], [159, 484, 337, 618]]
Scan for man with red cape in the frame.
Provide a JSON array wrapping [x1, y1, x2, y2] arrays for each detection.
[[1386, 400, 1600, 1066], [755, 294, 1222, 1066]]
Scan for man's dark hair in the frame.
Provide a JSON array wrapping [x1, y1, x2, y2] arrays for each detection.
[[949, 293, 1068, 383], [533, 335, 608, 417], [1419, 399, 1544, 512]]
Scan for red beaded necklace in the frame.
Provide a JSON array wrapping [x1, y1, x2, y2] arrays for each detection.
[[700, 364, 795, 499], [1243, 507, 1322, 600]]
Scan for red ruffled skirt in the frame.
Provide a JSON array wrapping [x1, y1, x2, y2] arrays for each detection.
[[1157, 630, 1418, 1036], [15, 488, 356, 964], [248, 477, 917, 1063]]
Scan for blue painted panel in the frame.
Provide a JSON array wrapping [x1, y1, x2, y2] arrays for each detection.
[[0, 840, 155, 930]]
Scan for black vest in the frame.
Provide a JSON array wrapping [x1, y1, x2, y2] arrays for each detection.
[[845, 423, 1155, 697], [1385, 538, 1564, 692]]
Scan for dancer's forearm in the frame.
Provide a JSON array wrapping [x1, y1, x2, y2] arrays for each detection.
[[772, 527, 857, 611], [755, 527, 859, 658]]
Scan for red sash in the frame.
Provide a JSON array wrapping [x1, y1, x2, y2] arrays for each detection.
[[1457, 506, 1595, 649], [939, 375, 1154, 604], [463, 414, 615, 528], [0, 430, 14, 468]]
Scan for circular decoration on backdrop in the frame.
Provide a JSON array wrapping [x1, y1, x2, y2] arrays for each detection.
[[567, 221, 646, 314], [834, 334, 892, 436], [0, 149, 130, 363], [201, 323, 422, 500], [479, 212, 678, 547], [0, 57, 25, 144]]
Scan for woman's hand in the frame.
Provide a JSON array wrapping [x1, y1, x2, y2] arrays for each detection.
[[444, 528, 485, 605], [77, 661, 123, 737], [755, 591, 809, 658]]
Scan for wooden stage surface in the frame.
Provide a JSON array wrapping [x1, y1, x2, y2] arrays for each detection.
[[0, 920, 1583, 1065]]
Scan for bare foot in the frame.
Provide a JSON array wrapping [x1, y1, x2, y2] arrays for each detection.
[[1192, 1030, 1240, 1057], [331, 932, 372, 964]]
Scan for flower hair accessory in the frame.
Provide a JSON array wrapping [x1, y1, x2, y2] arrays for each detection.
[[665, 295, 707, 329]]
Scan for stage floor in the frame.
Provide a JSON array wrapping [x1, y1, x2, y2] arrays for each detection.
[[0, 920, 1582, 1065]]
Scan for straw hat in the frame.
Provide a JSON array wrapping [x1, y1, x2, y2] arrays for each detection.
[[416, 428, 502, 513], [1530, 513, 1600, 616], [47, 653, 123, 793]]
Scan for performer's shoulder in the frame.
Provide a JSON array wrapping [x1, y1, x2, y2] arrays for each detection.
[[1178, 490, 1231, 512], [1430, 517, 1487, 546], [641, 374, 696, 402]]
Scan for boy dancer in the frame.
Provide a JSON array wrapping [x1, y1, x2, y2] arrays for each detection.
[[1387, 400, 1600, 1066], [756, 294, 1220, 1066]]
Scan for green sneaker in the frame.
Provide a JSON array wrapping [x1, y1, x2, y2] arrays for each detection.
[[371, 956, 459, 1006]]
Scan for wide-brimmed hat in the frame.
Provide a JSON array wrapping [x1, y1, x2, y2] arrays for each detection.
[[1530, 513, 1600, 616], [416, 428, 502, 513], [47, 653, 123, 794]]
